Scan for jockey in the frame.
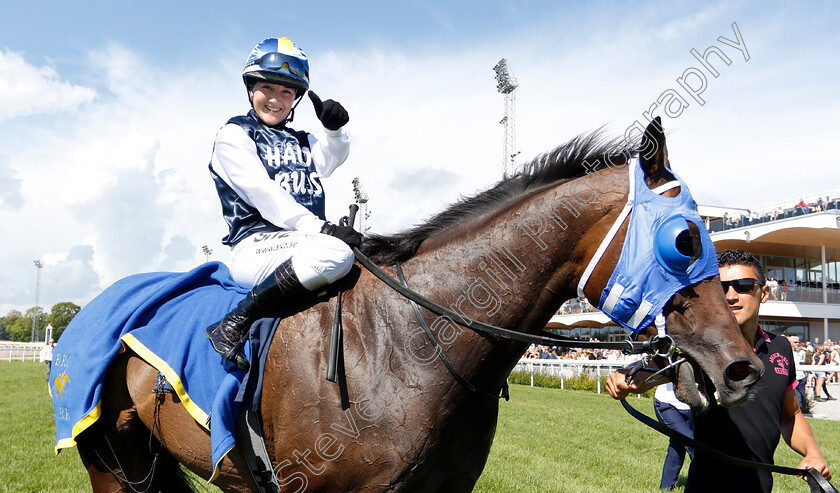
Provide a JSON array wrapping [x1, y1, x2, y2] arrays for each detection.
[[206, 37, 361, 370]]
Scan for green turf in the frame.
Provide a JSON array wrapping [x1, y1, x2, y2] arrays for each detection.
[[2, 361, 836, 492], [0, 362, 90, 493]]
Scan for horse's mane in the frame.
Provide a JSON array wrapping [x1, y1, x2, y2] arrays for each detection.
[[361, 131, 635, 265]]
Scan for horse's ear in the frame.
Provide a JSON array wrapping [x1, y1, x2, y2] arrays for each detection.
[[639, 116, 670, 186]]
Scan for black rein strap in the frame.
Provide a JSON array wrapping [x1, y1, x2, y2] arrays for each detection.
[[353, 248, 653, 354], [353, 246, 837, 492], [395, 261, 508, 401]]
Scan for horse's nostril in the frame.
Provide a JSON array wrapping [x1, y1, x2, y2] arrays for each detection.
[[725, 361, 753, 381]]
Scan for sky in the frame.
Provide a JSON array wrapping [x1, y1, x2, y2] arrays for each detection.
[[1, 1, 838, 314]]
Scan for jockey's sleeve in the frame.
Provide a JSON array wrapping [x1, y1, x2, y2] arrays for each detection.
[[210, 124, 325, 233], [308, 127, 350, 178]]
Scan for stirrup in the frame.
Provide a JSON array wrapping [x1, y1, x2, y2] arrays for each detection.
[[205, 320, 250, 371], [223, 336, 250, 371]]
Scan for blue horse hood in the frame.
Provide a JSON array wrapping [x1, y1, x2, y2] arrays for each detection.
[[590, 160, 719, 333]]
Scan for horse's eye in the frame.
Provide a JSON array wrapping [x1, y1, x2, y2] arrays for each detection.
[[684, 221, 703, 264], [675, 229, 693, 257]]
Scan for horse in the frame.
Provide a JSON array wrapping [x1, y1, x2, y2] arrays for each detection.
[[72, 118, 763, 492]]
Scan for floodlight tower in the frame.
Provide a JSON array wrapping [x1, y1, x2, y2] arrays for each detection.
[[493, 58, 520, 176], [351, 177, 370, 234], [31, 260, 42, 342]]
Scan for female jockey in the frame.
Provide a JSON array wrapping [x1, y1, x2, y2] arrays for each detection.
[[206, 37, 361, 370]]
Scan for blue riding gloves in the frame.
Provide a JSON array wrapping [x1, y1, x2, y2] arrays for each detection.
[[308, 91, 349, 131]]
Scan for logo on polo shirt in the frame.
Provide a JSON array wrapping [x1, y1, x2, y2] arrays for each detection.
[[769, 352, 789, 376]]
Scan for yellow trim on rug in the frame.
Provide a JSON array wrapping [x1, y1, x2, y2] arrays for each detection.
[[122, 333, 236, 483], [120, 333, 211, 430], [209, 444, 235, 483], [54, 399, 102, 454]]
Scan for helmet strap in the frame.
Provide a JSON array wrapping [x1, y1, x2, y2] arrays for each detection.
[[281, 93, 306, 126], [245, 83, 306, 128]]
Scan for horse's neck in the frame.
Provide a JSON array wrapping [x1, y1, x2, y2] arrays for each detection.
[[400, 169, 628, 383]]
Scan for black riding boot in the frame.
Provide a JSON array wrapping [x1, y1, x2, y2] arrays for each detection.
[[205, 259, 308, 370]]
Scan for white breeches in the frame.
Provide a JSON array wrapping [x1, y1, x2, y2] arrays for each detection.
[[228, 230, 355, 290]]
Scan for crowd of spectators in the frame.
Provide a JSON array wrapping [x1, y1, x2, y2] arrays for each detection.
[[556, 297, 598, 315], [554, 275, 838, 319], [785, 335, 840, 406], [522, 343, 630, 361], [523, 335, 840, 406], [715, 194, 839, 232]]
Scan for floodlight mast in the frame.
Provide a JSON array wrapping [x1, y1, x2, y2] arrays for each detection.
[[493, 58, 520, 176], [351, 177, 370, 234], [31, 260, 43, 342]]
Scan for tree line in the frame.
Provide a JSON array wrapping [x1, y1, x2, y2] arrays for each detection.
[[0, 302, 80, 342]]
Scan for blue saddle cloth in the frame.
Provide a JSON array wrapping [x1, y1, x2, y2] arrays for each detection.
[[49, 262, 280, 481]]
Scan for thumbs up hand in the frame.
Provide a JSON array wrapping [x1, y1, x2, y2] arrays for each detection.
[[308, 91, 349, 131]]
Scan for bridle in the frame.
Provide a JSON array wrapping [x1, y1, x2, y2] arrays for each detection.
[[327, 178, 839, 492], [573, 170, 691, 384]]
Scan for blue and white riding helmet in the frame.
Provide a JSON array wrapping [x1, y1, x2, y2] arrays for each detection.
[[242, 37, 310, 96]]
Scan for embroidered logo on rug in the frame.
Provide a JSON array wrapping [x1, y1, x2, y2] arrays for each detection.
[[54, 371, 69, 399]]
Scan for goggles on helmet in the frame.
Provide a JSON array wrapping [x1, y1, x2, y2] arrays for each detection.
[[246, 52, 309, 81]]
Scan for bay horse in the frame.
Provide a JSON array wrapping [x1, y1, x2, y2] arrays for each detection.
[[74, 119, 763, 492]]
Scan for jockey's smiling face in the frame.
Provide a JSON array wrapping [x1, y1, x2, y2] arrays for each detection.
[[250, 81, 296, 126]]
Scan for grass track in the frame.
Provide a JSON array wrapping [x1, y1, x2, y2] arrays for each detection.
[[2, 361, 837, 492]]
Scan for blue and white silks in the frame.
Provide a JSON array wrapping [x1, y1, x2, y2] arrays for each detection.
[[578, 158, 719, 333]]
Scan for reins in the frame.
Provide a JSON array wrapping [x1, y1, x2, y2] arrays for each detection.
[[329, 163, 685, 398], [347, 246, 674, 400], [353, 247, 662, 353], [342, 221, 838, 491]]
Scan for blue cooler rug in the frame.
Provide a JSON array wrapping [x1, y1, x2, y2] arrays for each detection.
[[49, 262, 281, 481]]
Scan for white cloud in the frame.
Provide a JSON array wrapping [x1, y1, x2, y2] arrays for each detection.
[[63, 133, 168, 279], [658, 4, 729, 42], [0, 5, 838, 316], [0, 49, 96, 122], [41, 245, 101, 305], [159, 235, 200, 271], [0, 155, 24, 210]]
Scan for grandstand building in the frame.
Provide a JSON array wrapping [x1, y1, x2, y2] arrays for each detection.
[[550, 191, 840, 343]]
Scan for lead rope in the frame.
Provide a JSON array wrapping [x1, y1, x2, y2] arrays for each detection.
[[622, 316, 835, 492], [620, 399, 837, 493]]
